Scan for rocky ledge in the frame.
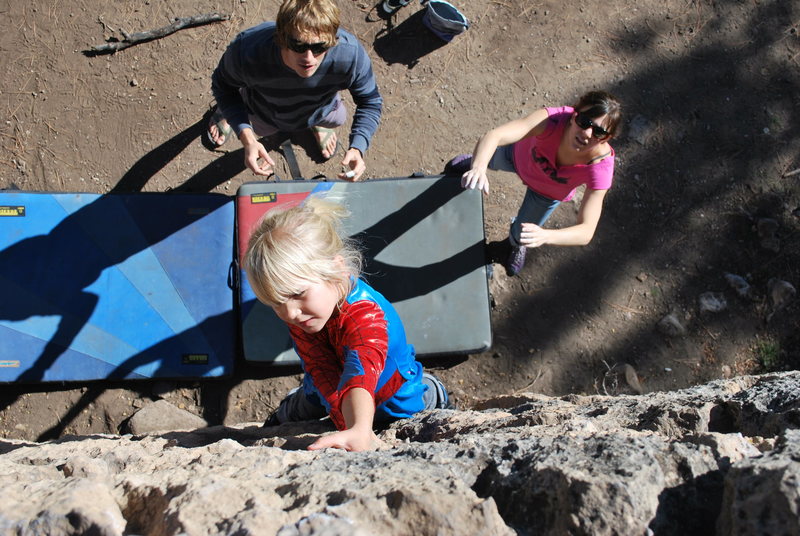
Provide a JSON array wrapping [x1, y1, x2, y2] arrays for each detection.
[[1, 371, 799, 535]]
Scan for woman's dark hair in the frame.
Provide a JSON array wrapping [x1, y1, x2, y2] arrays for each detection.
[[573, 90, 622, 138]]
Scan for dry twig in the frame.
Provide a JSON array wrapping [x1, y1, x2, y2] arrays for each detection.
[[514, 367, 544, 393], [524, 63, 537, 85], [602, 300, 644, 314], [599, 360, 618, 395], [85, 12, 230, 55]]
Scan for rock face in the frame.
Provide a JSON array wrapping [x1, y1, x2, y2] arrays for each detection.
[[1, 372, 799, 536]]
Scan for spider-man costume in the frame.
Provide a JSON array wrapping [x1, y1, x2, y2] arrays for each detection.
[[288, 277, 426, 430]]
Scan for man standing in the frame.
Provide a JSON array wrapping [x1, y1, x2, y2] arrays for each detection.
[[207, 0, 382, 181]]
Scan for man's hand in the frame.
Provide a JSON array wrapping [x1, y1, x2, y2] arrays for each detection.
[[338, 148, 366, 181], [243, 141, 275, 176], [239, 128, 275, 176]]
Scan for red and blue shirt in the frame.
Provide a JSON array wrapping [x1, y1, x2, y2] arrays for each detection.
[[288, 277, 425, 429]]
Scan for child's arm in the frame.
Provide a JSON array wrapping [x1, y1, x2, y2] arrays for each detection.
[[307, 387, 382, 452], [295, 300, 389, 430]]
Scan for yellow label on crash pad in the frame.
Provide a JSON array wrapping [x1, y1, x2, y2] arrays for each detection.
[[0, 206, 25, 217], [250, 193, 276, 204]]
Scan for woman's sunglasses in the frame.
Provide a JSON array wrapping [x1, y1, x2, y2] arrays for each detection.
[[287, 38, 333, 56], [575, 112, 610, 139]]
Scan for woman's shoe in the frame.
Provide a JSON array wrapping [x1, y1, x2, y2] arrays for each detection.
[[443, 153, 472, 175], [505, 245, 526, 276]]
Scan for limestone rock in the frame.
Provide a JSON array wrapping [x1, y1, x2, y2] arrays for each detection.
[[767, 277, 796, 322], [723, 272, 752, 299], [628, 114, 654, 145], [1, 372, 799, 535], [657, 313, 686, 337], [126, 399, 208, 435], [698, 291, 727, 314], [717, 429, 800, 535]]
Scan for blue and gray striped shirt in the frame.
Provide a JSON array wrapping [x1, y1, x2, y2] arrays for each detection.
[[211, 22, 382, 154]]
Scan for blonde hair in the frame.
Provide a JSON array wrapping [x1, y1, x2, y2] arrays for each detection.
[[243, 196, 362, 307], [275, 0, 340, 49]]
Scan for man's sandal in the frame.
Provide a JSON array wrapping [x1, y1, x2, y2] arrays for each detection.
[[203, 105, 233, 150], [311, 126, 340, 161]]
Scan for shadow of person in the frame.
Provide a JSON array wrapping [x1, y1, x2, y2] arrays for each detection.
[[485, 239, 511, 265], [175, 132, 301, 191], [31, 307, 237, 441], [112, 118, 207, 193], [353, 177, 488, 301], [373, 9, 447, 68], [0, 116, 248, 392], [0, 117, 292, 434], [111, 115, 289, 194], [0, 198, 142, 385], [0, 193, 233, 386]]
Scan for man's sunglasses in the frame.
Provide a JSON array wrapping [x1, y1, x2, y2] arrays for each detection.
[[575, 112, 610, 139], [287, 38, 333, 56]]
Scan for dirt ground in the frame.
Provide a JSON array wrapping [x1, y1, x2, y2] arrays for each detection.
[[1, 0, 798, 442]]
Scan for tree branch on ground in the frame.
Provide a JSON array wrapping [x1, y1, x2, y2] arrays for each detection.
[[84, 12, 230, 56]]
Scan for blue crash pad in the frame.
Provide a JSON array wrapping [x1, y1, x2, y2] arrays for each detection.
[[0, 192, 236, 382]]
